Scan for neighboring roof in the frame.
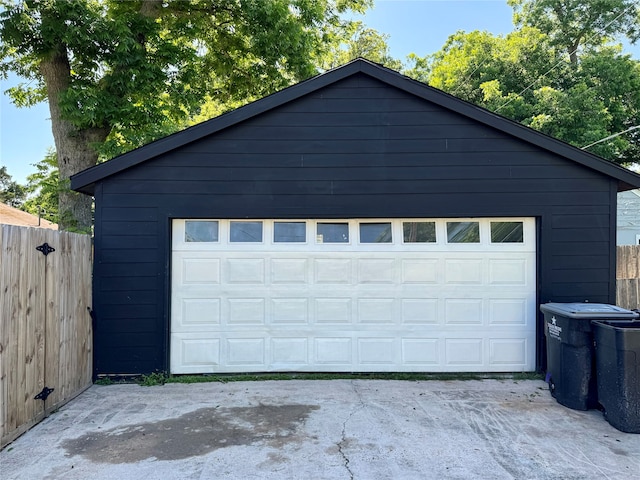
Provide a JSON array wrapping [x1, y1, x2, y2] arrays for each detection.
[[0, 203, 58, 230], [71, 58, 640, 195]]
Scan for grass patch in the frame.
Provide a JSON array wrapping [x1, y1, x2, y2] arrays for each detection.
[[94, 371, 544, 386], [156, 371, 543, 385], [138, 371, 169, 386]]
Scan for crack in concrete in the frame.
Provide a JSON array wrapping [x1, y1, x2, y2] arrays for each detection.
[[337, 381, 367, 480]]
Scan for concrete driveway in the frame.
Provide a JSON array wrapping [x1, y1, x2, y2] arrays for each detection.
[[2, 379, 639, 479]]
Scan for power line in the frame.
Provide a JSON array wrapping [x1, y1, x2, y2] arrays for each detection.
[[452, 57, 492, 97], [494, 7, 633, 113], [582, 125, 640, 149]]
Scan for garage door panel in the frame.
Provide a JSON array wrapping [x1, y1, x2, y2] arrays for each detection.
[[180, 257, 220, 284], [357, 258, 395, 283], [271, 337, 309, 365], [271, 258, 308, 284], [358, 338, 397, 364], [226, 258, 265, 284], [401, 259, 439, 283], [445, 339, 484, 366], [489, 258, 528, 285], [227, 299, 265, 324], [227, 338, 265, 366], [488, 298, 528, 325], [314, 258, 352, 284], [171, 218, 536, 373], [445, 258, 483, 284], [170, 334, 220, 373], [315, 298, 353, 323], [401, 338, 440, 365], [445, 299, 483, 324], [271, 298, 309, 324], [314, 337, 353, 364], [401, 298, 439, 324], [357, 298, 396, 324], [177, 298, 221, 329], [489, 338, 529, 367]]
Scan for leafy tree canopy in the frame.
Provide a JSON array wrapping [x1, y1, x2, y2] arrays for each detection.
[[508, 0, 639, 62], [22, 149, 60, 225], [407, 1, 640, 166], [320, 21, 403, 71], [0, 0, 372, 230], [0, 166, 26, 208]]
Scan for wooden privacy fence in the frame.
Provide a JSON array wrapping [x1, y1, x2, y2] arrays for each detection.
[[0, 225, 92, 448], [617, 245, 640, 310]]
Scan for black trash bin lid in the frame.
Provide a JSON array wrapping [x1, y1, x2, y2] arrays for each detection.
[[539, 303, 639, 319]]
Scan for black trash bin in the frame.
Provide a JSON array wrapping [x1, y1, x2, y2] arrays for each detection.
[[540, 303, 639, 410], [592, 320, 640, 433]]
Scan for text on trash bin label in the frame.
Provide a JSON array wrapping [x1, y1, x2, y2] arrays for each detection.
[[548, 316, 562, 340]]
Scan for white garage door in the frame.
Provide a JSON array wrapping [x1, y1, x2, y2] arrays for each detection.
[[171, 218, 536, 373]]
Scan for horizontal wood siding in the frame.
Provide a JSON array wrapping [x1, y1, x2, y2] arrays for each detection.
[[92, 73, 616, 374]]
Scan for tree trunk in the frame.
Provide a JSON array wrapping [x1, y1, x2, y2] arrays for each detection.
[[40, 47, 109, 232], [568, 38, 581, 64]]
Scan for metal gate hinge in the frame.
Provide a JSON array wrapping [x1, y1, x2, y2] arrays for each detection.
[[36, 243, 55, 256], [34, 387, 54, 401]]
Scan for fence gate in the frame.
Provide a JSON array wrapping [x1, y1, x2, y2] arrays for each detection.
[[0, 225, 93, 448]]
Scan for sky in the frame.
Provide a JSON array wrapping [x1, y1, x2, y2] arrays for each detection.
[[1, 0, 639, 184]]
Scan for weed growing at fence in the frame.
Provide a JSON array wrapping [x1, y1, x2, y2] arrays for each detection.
[[138, 371, 169, 386]]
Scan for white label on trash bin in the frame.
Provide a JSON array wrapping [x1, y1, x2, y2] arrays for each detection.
[[548, 316, 562, 340]]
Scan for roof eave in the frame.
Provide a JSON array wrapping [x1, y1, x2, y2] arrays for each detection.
[[70, 58, 640, 193]]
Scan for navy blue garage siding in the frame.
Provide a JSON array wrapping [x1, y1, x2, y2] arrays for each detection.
[[90, 72, 617, 375]]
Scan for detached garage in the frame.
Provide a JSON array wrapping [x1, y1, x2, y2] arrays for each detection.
[[71, 59, 640, 377]]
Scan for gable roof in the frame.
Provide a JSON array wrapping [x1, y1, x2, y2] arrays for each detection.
[[71, 58, 640, 195], [0, 202, 58, 229]]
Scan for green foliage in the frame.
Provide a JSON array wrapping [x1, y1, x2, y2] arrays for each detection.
[[0, 166, 26, 207], [22, 149, 60, 224], [508, 0, 639, 62], [320, 21, 403, 71], [0, 0, 374, 229], [161, 372, 544, 384], [138, 371, 169, 387], [406, 3, 640, 167]]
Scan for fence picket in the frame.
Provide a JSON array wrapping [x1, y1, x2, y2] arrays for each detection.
[[617, 246, 640, 310], [0, 225, 92, 448]]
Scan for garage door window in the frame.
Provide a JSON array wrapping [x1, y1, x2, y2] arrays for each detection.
[[359, 222, 392, 243], [274, 222, 306, 243], [185, 221, 219, 242], [317, 223, 349, 243], [403, 221, 436, 243], [491, 221, 524, 243], [230, 221, 263, 242], [447, 221, 480, 243]]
